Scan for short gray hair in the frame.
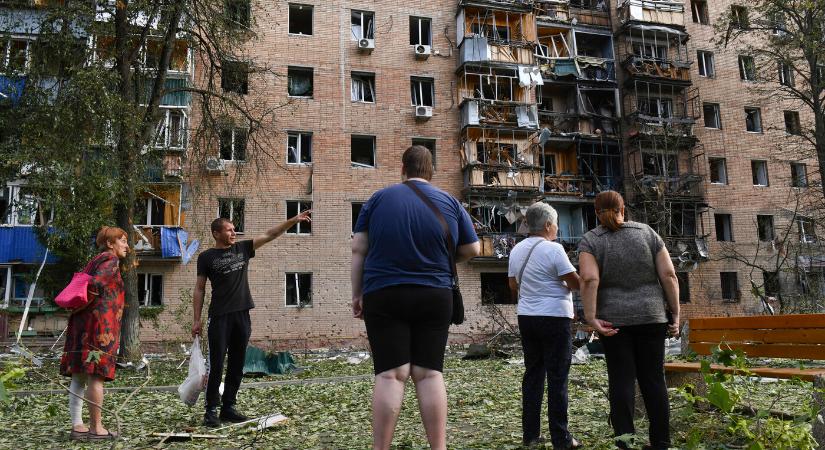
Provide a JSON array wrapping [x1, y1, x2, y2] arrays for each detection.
[[526, 202, 558, 234]]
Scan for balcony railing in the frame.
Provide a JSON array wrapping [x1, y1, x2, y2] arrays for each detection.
[[459, 36, 535, 66], [618, 0, 685, 26], [537, 57, 615, 81], [622, 56, 690, 81], [633, 172, 704, 198], [461, 100, 539, 129], [538, 111, 620, 138], [464, 163, 543, 190]]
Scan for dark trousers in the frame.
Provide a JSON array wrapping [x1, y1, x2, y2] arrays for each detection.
[[518, 315, 573, 447], [600, 323, 670, 449], [205, 309, 251, 410]]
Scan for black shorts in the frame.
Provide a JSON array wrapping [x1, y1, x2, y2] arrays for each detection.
[[363, 284, 452, 375]]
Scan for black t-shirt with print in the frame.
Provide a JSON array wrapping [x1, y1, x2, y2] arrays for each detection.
[[196, 240, 255, 317]]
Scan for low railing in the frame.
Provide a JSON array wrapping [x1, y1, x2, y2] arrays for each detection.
[[622, 56, 691, 81], [461, 100, 539, 129], [618, 0, 685, 26], [464, 163, 543, 190]]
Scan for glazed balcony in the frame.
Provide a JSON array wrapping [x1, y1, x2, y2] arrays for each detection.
[[460, 99, 539, 130], [618, 0, 685, 27]]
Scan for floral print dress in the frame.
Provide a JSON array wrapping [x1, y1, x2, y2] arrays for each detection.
[[60, 252, 125, 381]]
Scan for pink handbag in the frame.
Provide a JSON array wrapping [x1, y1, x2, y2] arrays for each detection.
[[55, 255, 104, 309]]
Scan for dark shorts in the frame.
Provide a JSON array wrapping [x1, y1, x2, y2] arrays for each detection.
[[363, 284, 452, 375]]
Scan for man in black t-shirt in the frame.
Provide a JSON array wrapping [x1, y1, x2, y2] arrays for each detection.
[[194, 211, 311, 427]]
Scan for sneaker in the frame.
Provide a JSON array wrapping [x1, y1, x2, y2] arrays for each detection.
[[219, 405, 249, 423], [203, 407, 220, 427]]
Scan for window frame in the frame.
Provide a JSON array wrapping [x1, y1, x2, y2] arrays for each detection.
[[153, 107, 188, 149], [714, 213, 734, 242], [731, 5, 749, 29], [480, 272, 516, 305], [410, 77, 435, 107], [411, 137, 437, 169], [219, 127, 248, 161], [791, 163, 808, 188], [720, 271, 740, 301], [751, 160, 769, 186], [287, 66, 314, 98], [221, 59, 249, 95], [351, 10, 375, 41], [1, 184, 50, 227], [779, 61, 794, 87], [409, 16, 432, 46], [703, 102, 721, 129], [708, 157, 728, 185], [798, 216, 817, 243], [225, 0, 251, 29], [0, 38, 31, 74], [744, 107, 762, 133], [756, 215, 775, 242], [351, 134, 376, 168], [286, 200, 312, 234], [351, 72, 376, 103], [0, 266, 10, 308], [287, 131, 312, 165], [738, 55, 756, 81], [691, 0, 709, 25], [784, 110, 802, 135], [351, 202, 364, 233], [217, 198, 245, 233], [285, 272, 312, 307], [288, 3, 314, 36], [137, 273, 164, 307], [697, 50, 715, 77]]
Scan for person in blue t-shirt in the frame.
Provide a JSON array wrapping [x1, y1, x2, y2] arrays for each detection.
[[351, 145, 480, 450]]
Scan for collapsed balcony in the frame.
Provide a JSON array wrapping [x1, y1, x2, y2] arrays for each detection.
[[618, 0, 685, 27], [535, 26, 616, 81], [627, 147, 705, 199], [461, 128, 543, 191], [623, 81, 699, 142], [618, 23, 691, 82], [469, 198, 530, 260], [535, 0, 611, 28], [132, 185, 196, 261], [457, 65, 540, 129], [457, 3, 537, 66], [542, 139, 622, 195], [538, 85, 620, 137], [630, 198, 710, 266]]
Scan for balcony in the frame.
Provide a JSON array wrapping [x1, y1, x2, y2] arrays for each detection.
[[464, 163, 543, 191], [618, 0, 685, 27], [535, 0, 611, 27], [619, 24, 691, 83], [0, 227, 57, 265], [133, 225, 196, 261], [478, 232, 527, 259], [461, 100, 539, 130], [459, 36, 535, 66]]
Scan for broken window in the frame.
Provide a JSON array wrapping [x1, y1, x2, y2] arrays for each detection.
[[745, 107, 762, 132], [715, 213, 733, 242], [134, 196, 166, 226], [286, 201, 312, 234], [576, 32, 613, 59], [638, 97, 672, 120], [632, 42, 667, 60], [218, 198, 245, 232], [221, 60, 249, 94], [751, 160, 769, 186], [409, 16, 432, 46], [677, 272, 690, 303], [798, 217, 817, 243], [10, 267, 45, 306], [471, 22, 509, 41], [738, 55, 756, 81], [412, 138, 436, 168], [351, 135, 376, 167], [791, 163, 808, 188], [691, 0, 709, 24], [138, 273, 163, 307], [697, 50, 714, 77], [720, 272, 740, 301], [709, 158, 727, 184], [288, 66, 313, 97], [0, 39, 30, 73], [287, 131, 312, 164], [763, 271, 780, 298], [703, 103, 721, 129], [410, 77, 434, 107], [757, 215, 775, 241], [779, 61, 794, 87], [784, 110, 801, 135], [154, 108, 187, 149], [219, 127, 247, 161], [769, 11, 787, 35], [351, 10, 374, 40], [642, 152, 678, 177], [225, 0, 250, 28], [351, 202, 363, 232], [285, 273, 312, 307], [480, 272, 515, 305], [288, 3, 313, 35], [351, 72, 375, 103], [731, 5, 749, 29], [3, 186, 47, 226]]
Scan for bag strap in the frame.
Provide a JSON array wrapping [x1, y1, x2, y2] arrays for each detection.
[[403, 181, 458, 284], [517, 239, 544, 285], [84, 253, 109, 276]]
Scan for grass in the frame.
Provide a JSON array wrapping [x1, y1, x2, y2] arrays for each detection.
[[0, 351, 816, 449]]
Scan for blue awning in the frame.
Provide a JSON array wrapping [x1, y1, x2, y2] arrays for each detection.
[[0, 227, 58, 264]]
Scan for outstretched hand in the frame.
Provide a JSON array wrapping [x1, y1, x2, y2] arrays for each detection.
[[293, 209, 312, 223]]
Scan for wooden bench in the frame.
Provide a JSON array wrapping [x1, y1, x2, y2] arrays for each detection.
[[662, 314, 825, 444]]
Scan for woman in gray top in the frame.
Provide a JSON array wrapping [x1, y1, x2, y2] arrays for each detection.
[[578, 191, 680, 450]]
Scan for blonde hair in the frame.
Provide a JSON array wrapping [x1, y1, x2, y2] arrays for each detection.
[[594, 191, 625, 232]]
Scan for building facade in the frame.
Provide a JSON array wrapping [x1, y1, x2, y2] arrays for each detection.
[[3, 0, 821, 347]]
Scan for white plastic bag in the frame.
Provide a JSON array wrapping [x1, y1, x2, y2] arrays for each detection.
[[178, 339, 207, 407]]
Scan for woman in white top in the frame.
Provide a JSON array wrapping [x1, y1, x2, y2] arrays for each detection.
[[508, 202, 582, 449]]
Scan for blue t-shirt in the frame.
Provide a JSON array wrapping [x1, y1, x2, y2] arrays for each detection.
[[354, 181, 478, 295]]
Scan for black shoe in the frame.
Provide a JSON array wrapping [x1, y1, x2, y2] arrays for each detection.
[[524, 436, 547, 448], [555, 437, 582, 450], [219, 405, 249, 423], [203, 407, 220, 427]]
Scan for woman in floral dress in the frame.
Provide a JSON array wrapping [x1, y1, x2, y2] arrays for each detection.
[[60, 226, 129, 440]]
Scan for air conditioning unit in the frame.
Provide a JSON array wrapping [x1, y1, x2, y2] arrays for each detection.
[[414, 45, 431, 59], [415, 106, 433, 120], [206, 157, 226, 172], [357, 38, 375, 53]]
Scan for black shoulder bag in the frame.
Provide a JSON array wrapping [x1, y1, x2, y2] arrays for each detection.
[[404, 181, 464, 325]]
